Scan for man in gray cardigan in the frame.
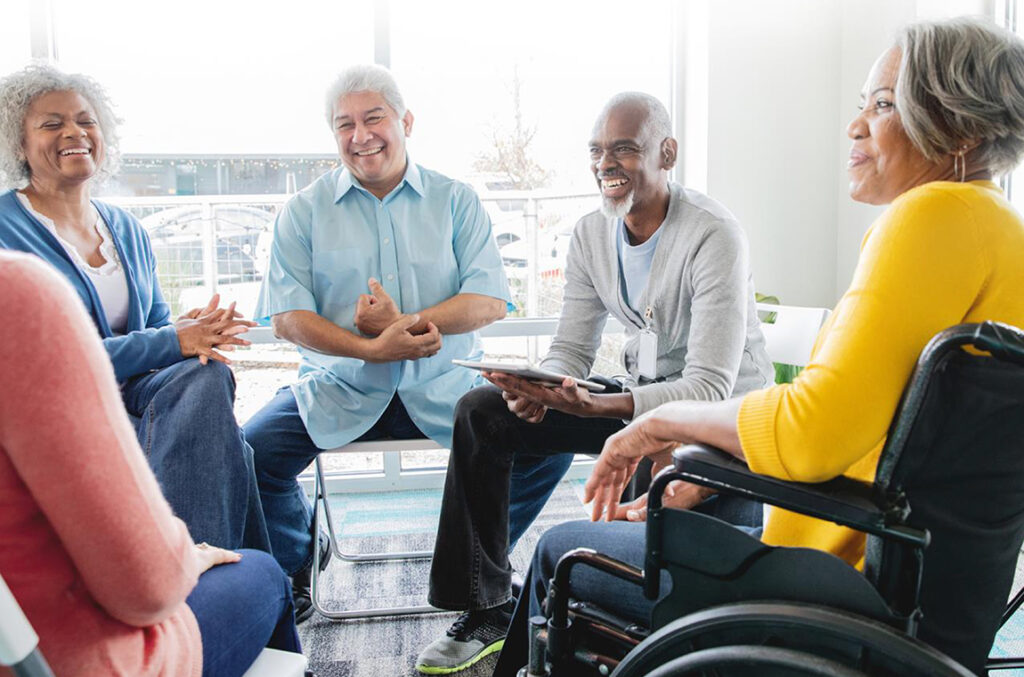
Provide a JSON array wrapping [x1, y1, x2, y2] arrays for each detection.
[[416, 92, 774, 674]]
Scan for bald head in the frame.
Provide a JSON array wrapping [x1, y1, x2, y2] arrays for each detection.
[[593, 92, 673, 148]]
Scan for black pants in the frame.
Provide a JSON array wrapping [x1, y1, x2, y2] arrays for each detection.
[[426, 382, 763, 611], [427, 381, 626, 610]]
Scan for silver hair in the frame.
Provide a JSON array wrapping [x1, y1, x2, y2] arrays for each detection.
[[596, 91, 673, 148], [896, 17, 1024, 175], [324, 64, 407, 127], [0, 63, 122, 189]]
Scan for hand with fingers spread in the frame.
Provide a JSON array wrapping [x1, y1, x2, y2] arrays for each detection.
[[609, 472, 716, 522], [364, 313, 442, 363], [354, 277, 402, 336], [193, 542, 243, 574], [175, 300, 257, 366], [583, 413, 684, 522], [177, 293, 246, 322]]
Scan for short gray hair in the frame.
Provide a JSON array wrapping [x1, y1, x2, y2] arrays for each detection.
[[597, 92, 673, 147], [896, 17, 1024, 175], [324, 64, 407, 127], [0, 63, 121, 189]]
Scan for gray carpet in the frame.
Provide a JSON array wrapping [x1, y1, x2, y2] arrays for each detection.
[[298, 480, 589, 677]]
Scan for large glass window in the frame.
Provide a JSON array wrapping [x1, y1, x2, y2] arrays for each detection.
[[0, 5, 30, 75], [12, 3, 671, 477], [391, 0, 673, 316], [51, 0, 373, 159]]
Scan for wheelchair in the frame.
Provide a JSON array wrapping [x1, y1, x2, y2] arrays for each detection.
[[516, 321, 1024, 676]]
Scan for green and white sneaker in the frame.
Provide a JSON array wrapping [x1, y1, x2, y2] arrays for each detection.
[[415, 601, 514, 674]]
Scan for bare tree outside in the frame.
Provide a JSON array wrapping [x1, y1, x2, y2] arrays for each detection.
[[474, 67, 551, 190]]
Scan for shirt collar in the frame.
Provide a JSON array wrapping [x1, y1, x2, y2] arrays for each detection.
[[334, 157, 423, 203]]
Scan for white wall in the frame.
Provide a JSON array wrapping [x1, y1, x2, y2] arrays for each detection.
[[702, 0, 844, 308]]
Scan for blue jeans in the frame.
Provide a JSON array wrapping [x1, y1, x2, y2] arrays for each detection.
[[121, 358, 270, 552], [492, 519, 764, 676], [244, 387, 425, 575], [186, 549, 302, 677]]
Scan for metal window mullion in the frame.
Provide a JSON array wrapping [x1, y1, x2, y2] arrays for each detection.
[[374, 0, 390, 67], [29, 0, 57, 63]]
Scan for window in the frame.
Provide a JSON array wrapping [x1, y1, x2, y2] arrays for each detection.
[[0, 4, 30, 75], [51, 0, 373, 159]]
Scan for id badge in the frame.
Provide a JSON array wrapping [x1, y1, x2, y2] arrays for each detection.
[[638, 306, 658, 379]]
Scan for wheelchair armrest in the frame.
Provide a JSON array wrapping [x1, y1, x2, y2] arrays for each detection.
[[667, 444, 927, 548]]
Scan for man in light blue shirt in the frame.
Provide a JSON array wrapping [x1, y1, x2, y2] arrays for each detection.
[[244, 64, 512, 623]]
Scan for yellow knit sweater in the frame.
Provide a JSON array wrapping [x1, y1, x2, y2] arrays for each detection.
[[738, 180, 1024, 569]]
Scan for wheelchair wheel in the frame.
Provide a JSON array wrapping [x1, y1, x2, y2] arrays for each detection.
[[610, 602, 974, 677], [642, 645, 867, 676]]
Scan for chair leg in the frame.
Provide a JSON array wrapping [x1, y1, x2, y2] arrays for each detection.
[[309, 455, 441, 620], [314, 455, 434, 563]]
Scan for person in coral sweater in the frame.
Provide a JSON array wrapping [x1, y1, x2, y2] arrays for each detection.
[[0, 251, 302, 677], [494, 16, 1024, 677]]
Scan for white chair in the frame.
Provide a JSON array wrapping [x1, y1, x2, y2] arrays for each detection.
[[755, 302, 831, 367], [242, 647, 308, 677], [0, 572, 306, 677]]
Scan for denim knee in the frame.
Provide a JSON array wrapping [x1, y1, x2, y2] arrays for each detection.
[[238, 548, 291, 595], [176, 359, 236, 403]]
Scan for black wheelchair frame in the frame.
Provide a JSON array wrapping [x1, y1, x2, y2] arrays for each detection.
[[522, 321, 1024, 677]]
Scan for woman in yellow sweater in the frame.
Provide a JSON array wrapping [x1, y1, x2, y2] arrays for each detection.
[[493, 16, 1024, 677]]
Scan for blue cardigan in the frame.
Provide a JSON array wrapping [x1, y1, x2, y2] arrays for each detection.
[[0, 190, 182, 381]]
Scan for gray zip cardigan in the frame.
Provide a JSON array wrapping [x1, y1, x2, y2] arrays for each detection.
[[540, 182, 774, 419]]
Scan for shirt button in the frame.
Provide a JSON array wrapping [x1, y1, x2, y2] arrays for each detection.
[[387, 274, 395, 281], [383, 237, 390, 245]]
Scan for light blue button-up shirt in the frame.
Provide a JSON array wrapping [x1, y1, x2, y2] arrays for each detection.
[[255, 161, 512, 449]]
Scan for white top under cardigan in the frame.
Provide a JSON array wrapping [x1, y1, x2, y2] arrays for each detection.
[[16, 192, 130, 335]]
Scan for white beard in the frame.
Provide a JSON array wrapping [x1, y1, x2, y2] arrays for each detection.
[[600, 190, 635, 220]]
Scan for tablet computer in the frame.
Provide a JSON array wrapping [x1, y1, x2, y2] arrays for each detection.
[[452, 359, 606, 392]]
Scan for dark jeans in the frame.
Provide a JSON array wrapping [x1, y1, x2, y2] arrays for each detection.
[[186, 548, 302, 677], [492, 519, 764, 676], [122, 358, 270, 552], [427, 381, 763, 612], [244, 387, 424, 576]]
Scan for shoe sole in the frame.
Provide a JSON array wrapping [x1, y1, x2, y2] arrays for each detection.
[[414, 638, 505, 674]]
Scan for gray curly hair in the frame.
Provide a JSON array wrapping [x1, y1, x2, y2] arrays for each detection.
[[0, 63, 122, 189], [896, 17, 1024, 175], [324, 64, 407, 127]]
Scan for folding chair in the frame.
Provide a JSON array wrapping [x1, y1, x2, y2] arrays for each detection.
[[525, 321, 1024, 676], [309, 438, 443, 620]]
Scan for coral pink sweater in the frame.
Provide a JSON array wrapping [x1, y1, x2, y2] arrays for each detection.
[[0, 252, 202, 677]]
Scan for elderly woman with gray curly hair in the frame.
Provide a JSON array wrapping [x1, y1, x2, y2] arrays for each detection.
[[0, 64, 271, 554], [495, 16, 1024, 677]]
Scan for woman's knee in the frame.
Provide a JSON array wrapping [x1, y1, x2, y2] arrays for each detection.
[[234, 549, 290, 600], [182, 359, 236, 400]]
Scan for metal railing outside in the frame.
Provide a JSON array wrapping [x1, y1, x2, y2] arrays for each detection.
[[106, 190, 600, 322]]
